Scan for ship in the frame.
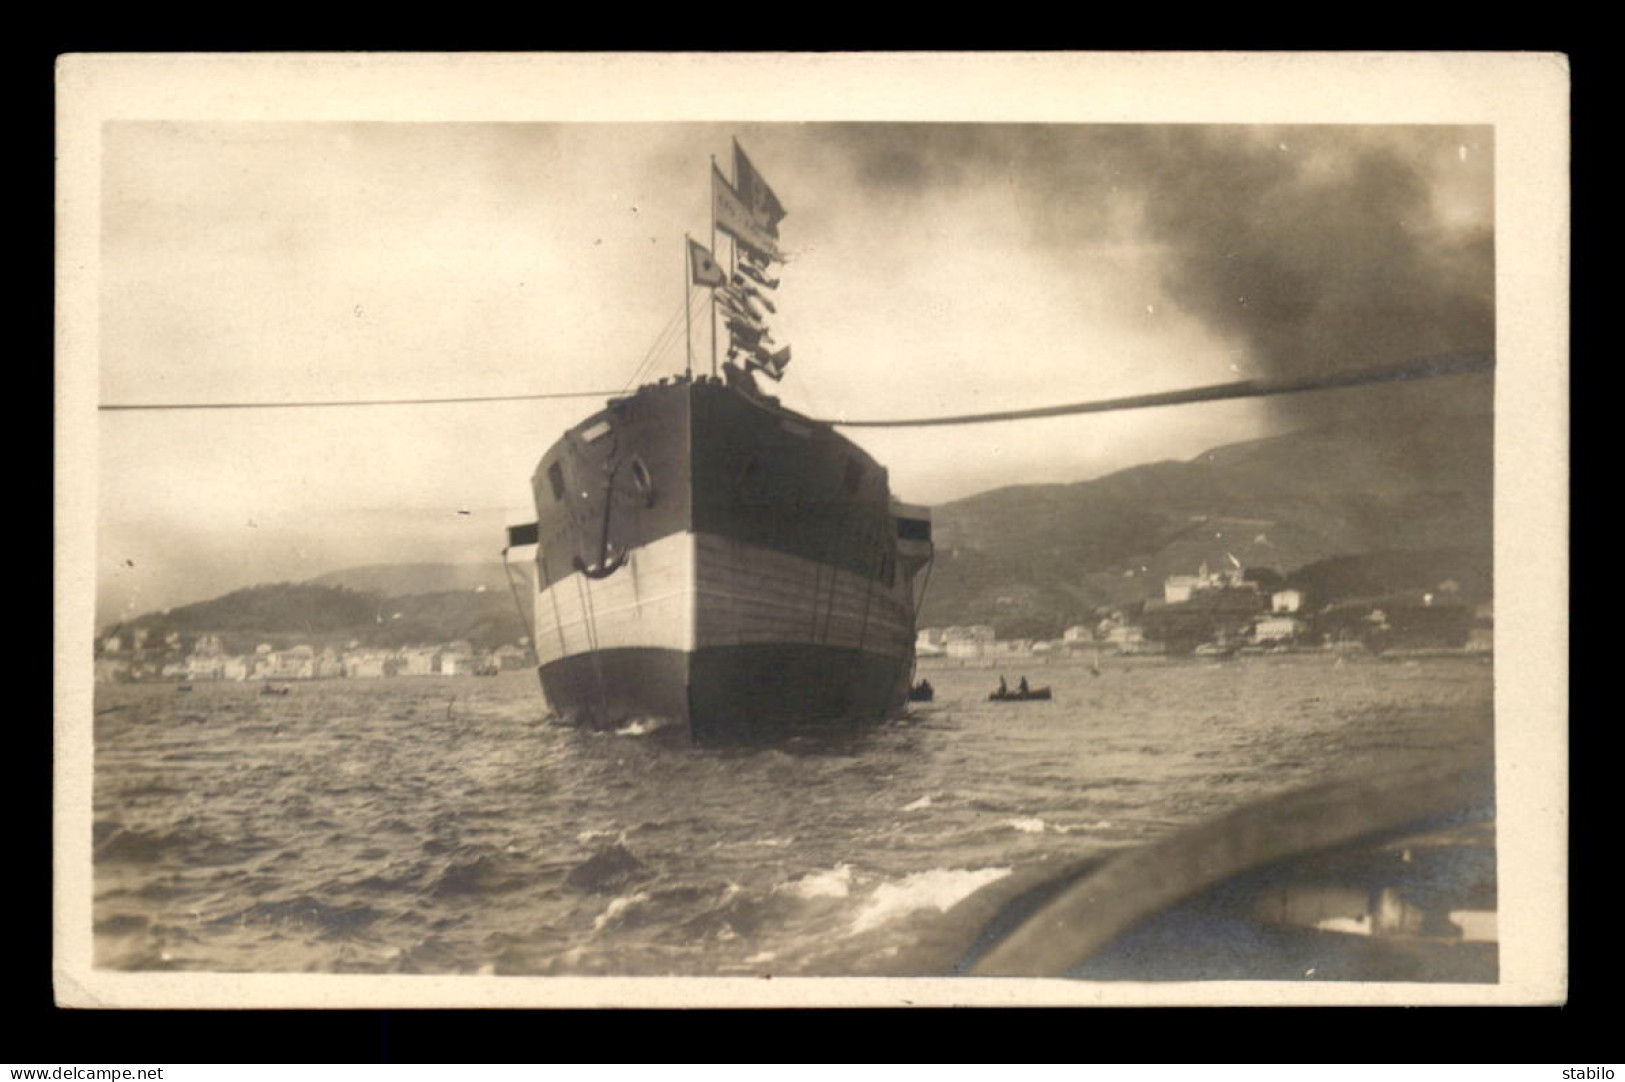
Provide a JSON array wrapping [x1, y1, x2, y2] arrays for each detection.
[[505, 141, 934, 744]]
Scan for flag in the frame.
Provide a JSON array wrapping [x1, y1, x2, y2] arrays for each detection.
[[721, 302, 764, 331], [737, 263, 781, 290], [713, 164, 782, 263], [687, 238, 726, 288], [748, 344, 791, 381], [719, 283, 765, 323], [730, 274, 776, 312], [726, 320, 763, 349], [727, 319, 772, 351], [720, 300, 767, 334], [734, 139, 787, 238]]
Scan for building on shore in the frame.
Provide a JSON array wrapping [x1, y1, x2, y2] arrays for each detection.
[[439, 652, 477, 676], [941, 625, 997, 660], [1271, 588, 1304, 614], [494, 643, 532, 670], [343, 651, 397, 679], [1252, 612, 1309, 644], [1143, 564, 1267, 654], [399, 647, 438, 676], [1164, 561, 1254, 604]]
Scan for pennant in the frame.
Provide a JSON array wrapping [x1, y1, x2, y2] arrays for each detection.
[[687, 238, 727, 288], [733, 139, 787, 238], [713, 165, 782, 263], [747, 344, 791, 381], [730, 274, 776, 313], [737, 262, 780, 290], [720, 303, 766, 336], [727, 319, 772, 351], [719, 284, 765, 323]]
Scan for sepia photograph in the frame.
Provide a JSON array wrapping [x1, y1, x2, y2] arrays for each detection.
[[54, 53, 1568, 1008]]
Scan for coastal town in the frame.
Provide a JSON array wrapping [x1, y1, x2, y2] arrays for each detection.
[[93, 632, 534, 685], [916, 560, 1489, 661]]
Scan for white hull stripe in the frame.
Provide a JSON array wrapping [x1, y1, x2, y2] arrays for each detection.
[[533, 530, 916, 665]]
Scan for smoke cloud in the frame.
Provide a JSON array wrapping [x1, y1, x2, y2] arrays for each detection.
[[810, 123, 1494, 429]]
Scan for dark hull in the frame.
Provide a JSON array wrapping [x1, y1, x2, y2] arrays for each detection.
[[526, 378, 930, 742], [538, 642, 907, 743]]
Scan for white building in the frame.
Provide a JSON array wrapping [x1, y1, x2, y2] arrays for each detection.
[[344, 652, 392, 679], [495, 644, 532, 670], [400, 648, 438, 676], [439, 653, 477, 676], [1166, 561, 1254, 604], [187, 654, 226, 681], [1271, 589, 1304, 614], [1104, 623, 1150, 652], [1254, 613, 1307, 643]]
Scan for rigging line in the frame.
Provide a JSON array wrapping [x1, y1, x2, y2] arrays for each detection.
[[622, 290, 696, 391], [645, 287, 710, 381], [623, 288, 712, 392], [824, 352, 1495, 429], [646, 290, 712, 383], [499, 545, 538, 667], [99, 390, 622, 412]]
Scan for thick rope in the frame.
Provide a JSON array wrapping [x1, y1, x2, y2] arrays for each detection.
[[826, 352, 1493, 429], [99, 352, 1492, 419]]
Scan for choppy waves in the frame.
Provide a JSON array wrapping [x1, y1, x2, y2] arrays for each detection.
[[92, 655, 1493, 975]]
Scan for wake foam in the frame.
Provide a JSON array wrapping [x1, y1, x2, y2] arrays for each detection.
[[849, 866, 1012, 934], [781, 863, 854, 899]]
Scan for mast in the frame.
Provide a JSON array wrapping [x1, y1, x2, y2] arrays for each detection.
[[728, 150, 738, 374], [683, 233, 693, 379], [709, 155, 719, 379]]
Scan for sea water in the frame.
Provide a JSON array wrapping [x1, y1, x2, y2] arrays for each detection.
[[90, 652, 1493, 976]]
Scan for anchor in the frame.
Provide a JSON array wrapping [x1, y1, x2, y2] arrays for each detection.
[[573, 458, 628, 579]]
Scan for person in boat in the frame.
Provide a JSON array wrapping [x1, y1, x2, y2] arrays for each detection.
[[997, 675, 1008, 696], [1018, 676, 1030, 695], [917, 679, 933, 698]]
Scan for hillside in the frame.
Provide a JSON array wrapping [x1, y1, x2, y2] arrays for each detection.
[[103, 582, 528, 654], [919, 411, 1491, 634], [306, 562, 511, 597]]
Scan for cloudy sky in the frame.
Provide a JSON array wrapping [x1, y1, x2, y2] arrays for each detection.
[[96, 121, 1494, 621]]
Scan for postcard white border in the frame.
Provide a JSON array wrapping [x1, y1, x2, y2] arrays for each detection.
[[55, 51, 1569, 1008]]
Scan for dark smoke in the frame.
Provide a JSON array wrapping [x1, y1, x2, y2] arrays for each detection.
[[816, 123, 1495, 431], [1127, 127, 1494, 429]]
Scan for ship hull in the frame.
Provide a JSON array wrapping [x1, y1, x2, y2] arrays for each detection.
[[526, 379, 928, 743], [538, 641, 905, 743]]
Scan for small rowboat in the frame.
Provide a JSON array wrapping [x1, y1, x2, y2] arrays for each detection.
[[989, 687, 1051, 702]]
